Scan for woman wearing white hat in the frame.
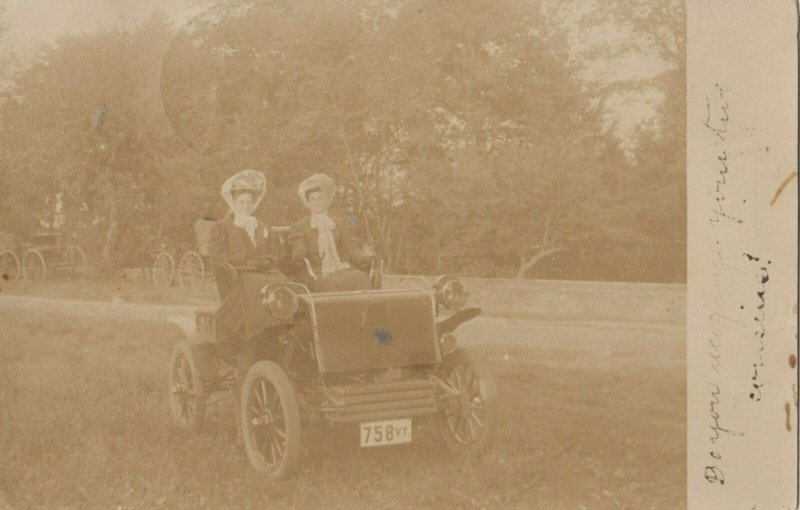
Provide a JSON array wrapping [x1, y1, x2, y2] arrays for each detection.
[[287, 173, 373, 292], [209, 169, 289, 341]]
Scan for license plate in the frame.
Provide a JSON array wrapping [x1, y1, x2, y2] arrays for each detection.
[[359, 418, 412, 447]]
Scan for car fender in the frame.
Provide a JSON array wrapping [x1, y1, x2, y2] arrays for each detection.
[[165, 314, 196, 342], [165, 314, 220, 378], [436, 307, 482, 336]]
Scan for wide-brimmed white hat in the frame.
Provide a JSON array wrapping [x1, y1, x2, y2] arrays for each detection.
[[297, 173, 336, 209], [221, 169, 266, 212]]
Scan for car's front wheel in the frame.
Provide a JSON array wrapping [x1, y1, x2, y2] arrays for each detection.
[[240, 360, 302, 480], [434, 349, 498, 455]]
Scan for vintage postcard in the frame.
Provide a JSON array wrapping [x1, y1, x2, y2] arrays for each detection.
[[687, 1, 798, 509], [0, 1, 796, 509]]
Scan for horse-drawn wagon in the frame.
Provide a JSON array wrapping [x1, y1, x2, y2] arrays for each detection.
[[145, 219, 216, 291], [2, 232, 88, 289]]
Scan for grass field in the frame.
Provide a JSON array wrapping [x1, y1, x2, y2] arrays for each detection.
[[1, 276, 218, 307], [0, 307, 685, 509]]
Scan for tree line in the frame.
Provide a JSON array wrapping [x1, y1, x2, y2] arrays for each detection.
[[0, 0, 685, 282]]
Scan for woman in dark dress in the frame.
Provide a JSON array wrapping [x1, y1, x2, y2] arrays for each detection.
[[287, 173, 373, 292], [208, 170, 289, 342]]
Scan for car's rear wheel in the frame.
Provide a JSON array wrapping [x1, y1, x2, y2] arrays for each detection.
[[240, 361, 302, 480], [434, 349, 498, 455], [169, 341, 206, 430]]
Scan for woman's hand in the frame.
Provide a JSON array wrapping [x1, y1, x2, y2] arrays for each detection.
[[291, 253, 306, 267], [257, 256, 275, 271]]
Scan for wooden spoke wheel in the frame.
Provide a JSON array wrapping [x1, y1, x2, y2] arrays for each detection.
[[168, 342, 206, 430], [434, 349, 498, 455], [178, 251, 205, 291], [22, 249, 47, 290], [0, 250, 21, 284], [240, 361, 302, 480], [63, 244, 88, 278], [152, 251, 175, 288]]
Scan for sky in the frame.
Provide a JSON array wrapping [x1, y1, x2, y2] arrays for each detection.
[[1, 0, 201, 61]]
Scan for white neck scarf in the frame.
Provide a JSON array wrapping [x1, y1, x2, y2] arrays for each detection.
[[310, 213, 350, 277], [234, 213, 258, 246]]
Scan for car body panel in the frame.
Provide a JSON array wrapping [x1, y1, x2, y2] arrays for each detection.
[[302, 288, 441, 373]]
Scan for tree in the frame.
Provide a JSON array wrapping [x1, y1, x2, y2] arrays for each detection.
[[542, 0, 686, 281], [134, 0, 645, 279], [0, 15, 201, 270], [0, 0, 685, 282]]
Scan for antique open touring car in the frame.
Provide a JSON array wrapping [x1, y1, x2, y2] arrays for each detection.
[[167, 235, 498, 480]]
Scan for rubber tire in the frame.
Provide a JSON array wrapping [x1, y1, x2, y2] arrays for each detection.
[[168, 341, 206, 430], [434, 348, 498, 456], [240, 360, 302, 480]]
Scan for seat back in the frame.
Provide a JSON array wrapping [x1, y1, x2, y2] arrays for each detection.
[[193, 219, 216, 257], [269, 226, 294, 277], [211, 261, 239, 301], [210, 261, 246, 342]]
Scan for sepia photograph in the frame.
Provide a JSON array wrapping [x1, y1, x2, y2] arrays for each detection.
[[0, 0, 702, 508], [686, 2, 797, 508]]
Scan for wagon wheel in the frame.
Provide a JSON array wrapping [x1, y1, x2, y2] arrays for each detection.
[[434, 349, 498, 455], [240, 361, 302, 480], [178, 251, 205, 291], [22, 249, 47, 290], [64, 245, 88, 278], [0, 250, 21, 284], [169, 341, 206, 430], [152, 251, 175, 288]]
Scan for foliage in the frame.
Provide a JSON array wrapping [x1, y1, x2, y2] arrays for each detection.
[[0, 0, 686, 282]]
